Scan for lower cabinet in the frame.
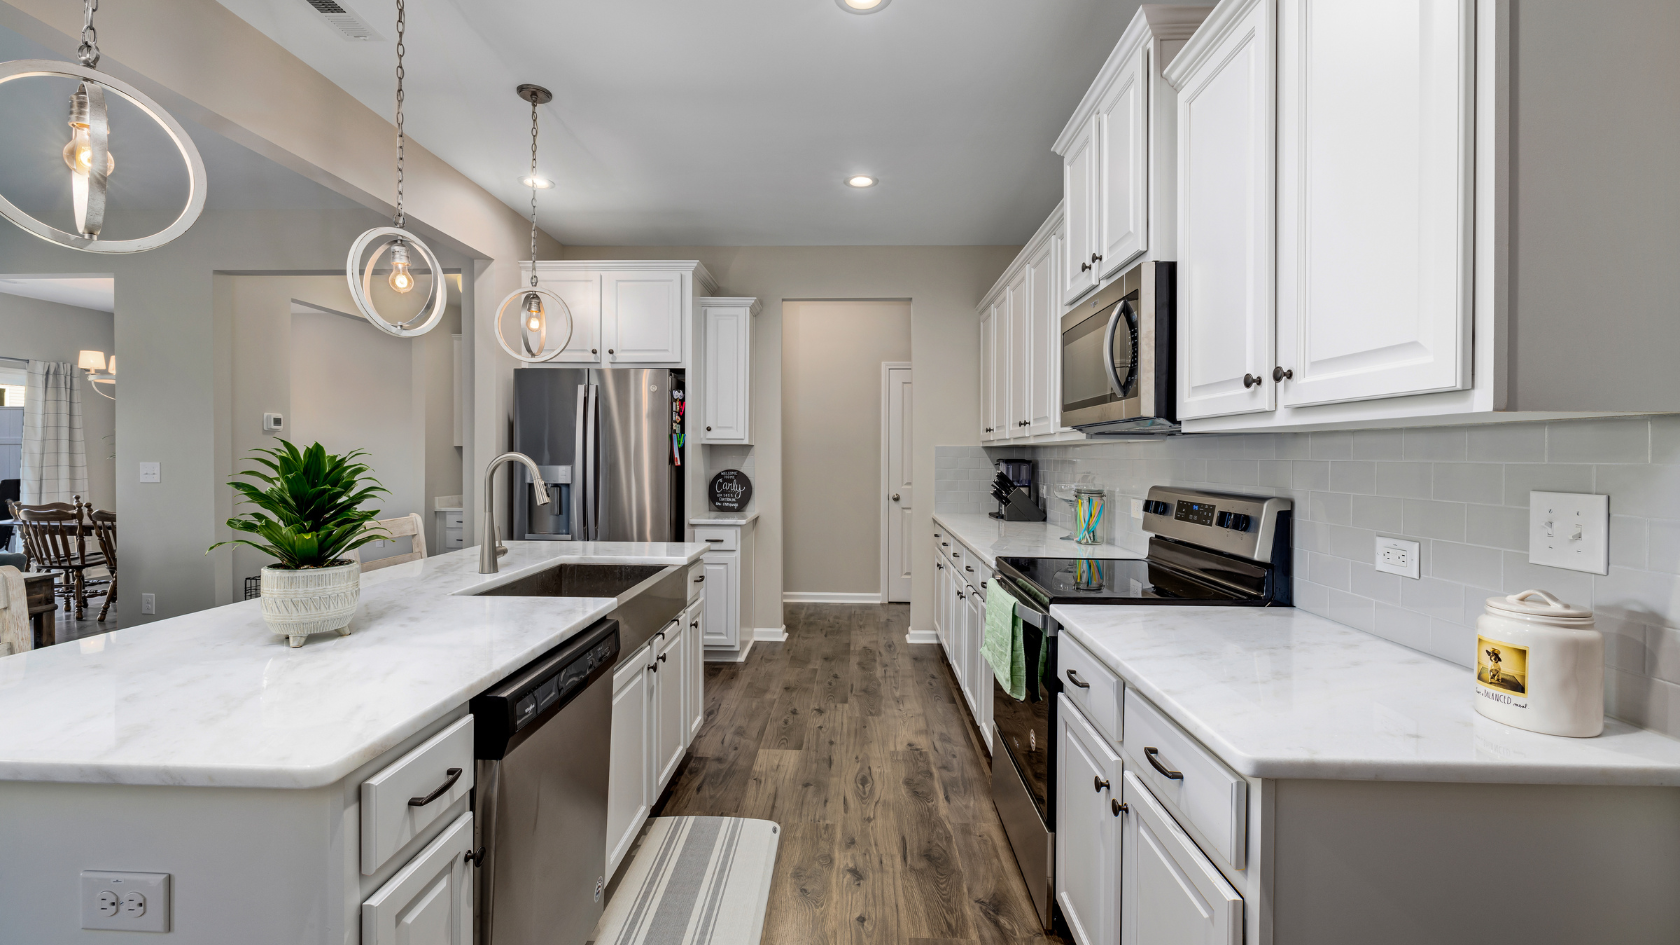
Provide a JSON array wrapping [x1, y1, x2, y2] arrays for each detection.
[[653, 624, 688, 787], [685, 597, 704, 740], [1057, 696, 1122, 945], [701, 553, 738, 649], [607, 646, 651, 877], [1121, 770, 1243, 944], [607, 617, 699, 878], [361, 811, 474, 945]]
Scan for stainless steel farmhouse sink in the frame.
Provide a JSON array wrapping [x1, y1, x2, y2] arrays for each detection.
[[468, 561, 688, 655]]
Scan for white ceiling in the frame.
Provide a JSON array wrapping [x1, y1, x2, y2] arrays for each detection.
[[210, 0, 1159, 246], [0, 276, 115, 312]]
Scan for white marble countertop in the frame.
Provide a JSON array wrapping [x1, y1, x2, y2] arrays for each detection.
[[690, 511, 758, 526], [1053, 604, 1680, 786], [932, 511, 1141, 570], [0, 540, 705, 789]]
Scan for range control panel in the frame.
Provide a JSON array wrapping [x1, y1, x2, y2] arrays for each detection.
[[1142, 487, 1291, 563]]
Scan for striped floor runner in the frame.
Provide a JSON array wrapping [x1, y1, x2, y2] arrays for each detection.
[[590, 817, 780, 945]]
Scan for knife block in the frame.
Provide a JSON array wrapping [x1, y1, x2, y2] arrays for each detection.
[[990, 487, 1046, 522]]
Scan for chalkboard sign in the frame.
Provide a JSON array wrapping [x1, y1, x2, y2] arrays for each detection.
[[709, 470, 753, 512]]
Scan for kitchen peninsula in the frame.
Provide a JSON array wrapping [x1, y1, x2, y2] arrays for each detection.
[[0, 540, 704, 943]]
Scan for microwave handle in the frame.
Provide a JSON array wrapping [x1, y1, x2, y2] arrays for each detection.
[[1100, 301, 1128, 397]]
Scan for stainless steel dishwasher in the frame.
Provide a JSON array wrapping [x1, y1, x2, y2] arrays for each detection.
[[470, 616, 620, 945]]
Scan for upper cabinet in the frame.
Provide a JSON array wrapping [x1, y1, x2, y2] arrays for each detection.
[[525, 261, 716, 368], [1054, 5, 1214, 307], [699, 297, 760, 444], [1168, 0, 1680, 431], [976, 207, 1069, 446]]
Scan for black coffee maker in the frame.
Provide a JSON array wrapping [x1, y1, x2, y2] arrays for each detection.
[[990, 459, 1045, 522]]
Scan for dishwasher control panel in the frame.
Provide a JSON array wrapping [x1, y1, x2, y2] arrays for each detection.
[[471, 618, 621, 760]]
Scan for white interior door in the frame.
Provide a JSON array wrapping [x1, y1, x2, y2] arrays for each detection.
[[1275, 0, 1473, 407], [882, 364, 913, 603]]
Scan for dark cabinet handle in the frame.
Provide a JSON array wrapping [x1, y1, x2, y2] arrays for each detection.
[[941, 542, 949, 547], [706, 426, 713, 431], [464, 847, 486, 866], [965, 566, 973, 572], [704, 538, 724, 543], [1066, 669, 1090, 689], [1243, 374, 1261, 389], [690, 620, 699, 628], [985, 427, 994, 432], [956, 591, 966, 600], [1091, 252, 1102, 263], [936, 563, 944, 570], [1145, 746, 1184, 780], [1112, 799, 1126, 816], [409, 767, 463, 807], [1094, 775, 1110, 792], [658, 653, 668, 664], [607, 348, 614, 355], [591, 348, 598, 354], [1272, 366, 1294, 382], [694, 575, 704, 583], [1080, 261, 1092, 272]]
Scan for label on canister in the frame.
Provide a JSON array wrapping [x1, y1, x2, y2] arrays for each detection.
[[1476, 635, 1529, 709]]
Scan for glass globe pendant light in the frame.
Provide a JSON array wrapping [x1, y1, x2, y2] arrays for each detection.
[[494, 84, 572, 364], [0, 0, 207, 252], [346, 0, 447, 338]]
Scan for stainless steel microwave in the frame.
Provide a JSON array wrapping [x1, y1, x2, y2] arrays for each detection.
[[1059, 260, 1177, 434]]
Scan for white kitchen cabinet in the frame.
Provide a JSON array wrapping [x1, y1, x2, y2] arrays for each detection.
[[978, 302, 1000, 440], [607, 648, 651, 877], [1167, 0, 1276, 422], [542, 270, 604, 362], [933, 549, 950, 649], [1006, 266, 1032, 436], [605, 270, 683, 363], [699, 298, 759, 443], [966, 581, 991, 750], [684, 598, 704, 740], [698, 519, 755, 662], [1025, 233, 1060, 436], [1273, 0, 1473, 408], [653, 621, 687, 789], [1061, 117, 1100, 305], [701, 554, 736, 649], [1096, 41, 1148, 279], [361, 811, 474, 945], [951, 579, 969, 694], [1057, 697, 1122, 945], [526, 262, 715, 369], [975, 207, 1075, 446], [1121, 770, 1243, 945]]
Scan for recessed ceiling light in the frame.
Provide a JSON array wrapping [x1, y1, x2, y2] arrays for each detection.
[[836, 0, 891, 14], [846, 175, 878, 188], [521, 176, 554, 189]]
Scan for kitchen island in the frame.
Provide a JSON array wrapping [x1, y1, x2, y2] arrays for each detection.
[[0, 540, 704, 943]]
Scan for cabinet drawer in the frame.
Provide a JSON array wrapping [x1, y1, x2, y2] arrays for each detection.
[[1121, 688, 1246, 869], [694, 527, 738, 551], [1059, 634, 1123, 745], [360, 715, 474, 875], [441, 512, 464, 529], [687, 561, 705, 601]]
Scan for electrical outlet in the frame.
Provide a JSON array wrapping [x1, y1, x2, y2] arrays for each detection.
[[81, 871, 169, 932], [1529, 491, 1609, 574], [1131, 497, 1144, 520], [141, 593, 156, 615], [1374, 537, 1421, 579], [138, 462, 160, 483]]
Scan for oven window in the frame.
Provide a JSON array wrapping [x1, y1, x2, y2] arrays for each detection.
[[993, 622, 1053, 821]]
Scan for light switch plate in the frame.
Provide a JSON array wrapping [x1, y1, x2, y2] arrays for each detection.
[[1374, 536, 1421, 579], [81, 870, 170, 932], [138, 462, 160, 483], [1130, 497, 1144, 520], [1529, 491, 1609, 574]]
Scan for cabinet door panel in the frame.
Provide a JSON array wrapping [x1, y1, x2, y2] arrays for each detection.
[[605, 271, 683, 363], [655, 624, 686, 788], [1027, 234, 1060, 435], [362, 812, 474, 945], [1122, 771, 1243, 945], [685, 599, 704, 739], [701, 305, 751, 441], [607, 654, 650, 875], [543, 271, 603, 362], [979, 305, 999, 440], [1007, 267, 1032, 437], [1063, 117, 1100, 305], [1176, 0, 1275, 420], [1275, 0, 1472, 407], [701, 555, 736, 647], [1100, 45, 1149, 277], [1057, 698, 1121, 945]]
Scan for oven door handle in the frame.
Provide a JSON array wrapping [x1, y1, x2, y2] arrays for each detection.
[[990, 572, 1046, 628]]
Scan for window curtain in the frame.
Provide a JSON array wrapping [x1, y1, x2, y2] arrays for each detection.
[[19, 361, 88, 506]]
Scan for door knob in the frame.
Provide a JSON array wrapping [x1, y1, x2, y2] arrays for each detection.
[[892, 494, 900, 501], [1243, 373, 1262, 389], [1272, 366, 1293, 382]]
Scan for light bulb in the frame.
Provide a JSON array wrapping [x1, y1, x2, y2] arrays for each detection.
[[388, 241, 415, 294], [63, 88, 115, 177], [522, 292, 545, 332]]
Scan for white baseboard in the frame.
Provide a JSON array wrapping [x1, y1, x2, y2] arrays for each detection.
[[905, 630, 939, 645], [703, 637, 755, 663], [754, 626, 787, 642], [782, 591, 883, 604]]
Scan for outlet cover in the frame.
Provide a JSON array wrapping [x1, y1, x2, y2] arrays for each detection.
[[140, 593, 156, 615], [138, 462, 160, 483], [1529, 491, 1609, 575], [1130, 497, 1144, 520], [1374, 536, 1421, 579], [81, 871, 169, 932]]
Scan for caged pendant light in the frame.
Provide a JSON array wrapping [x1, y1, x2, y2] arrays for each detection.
[[346, 0, 447, 338], [493, 84, 572, 364], [0, 0, 207, 253]]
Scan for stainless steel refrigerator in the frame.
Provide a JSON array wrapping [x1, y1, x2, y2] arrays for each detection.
[[512, 367, 685, 542]]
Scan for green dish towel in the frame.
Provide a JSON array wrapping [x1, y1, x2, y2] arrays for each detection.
[[983, 588, 1025, 700]]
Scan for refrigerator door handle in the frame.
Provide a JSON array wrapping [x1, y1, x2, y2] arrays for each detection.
[[584, 383, 600, 540], [573, 385, 587, 540]]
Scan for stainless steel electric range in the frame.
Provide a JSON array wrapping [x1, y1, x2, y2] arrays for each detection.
[[987, 486, 1293, 928]]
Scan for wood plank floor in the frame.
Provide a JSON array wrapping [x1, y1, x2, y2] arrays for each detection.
[[653, 603, 1065, 945]]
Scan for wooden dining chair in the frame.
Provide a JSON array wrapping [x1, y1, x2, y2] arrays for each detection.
[[360, 512, 428, 572], [87, 509, 118, 622], [0, 565, 30, 656], [14, 499, 108, 620]]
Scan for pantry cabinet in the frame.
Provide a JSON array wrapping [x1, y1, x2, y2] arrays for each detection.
[[976, 206, 1073, 446], [526, 261, 716, 368], [698, 298, 759, 443]]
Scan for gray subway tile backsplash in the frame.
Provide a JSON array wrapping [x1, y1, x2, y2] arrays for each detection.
[[1014, 416, 1680, 737]]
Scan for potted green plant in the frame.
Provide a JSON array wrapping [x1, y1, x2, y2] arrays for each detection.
[[210, 440, 390, 647]]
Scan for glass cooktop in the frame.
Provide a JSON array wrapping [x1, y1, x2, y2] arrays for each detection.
[[997, 555, 1259, 605]]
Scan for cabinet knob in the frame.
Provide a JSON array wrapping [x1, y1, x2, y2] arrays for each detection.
[[1243, 373, 1262, 389], [1094, 775, 1110, 792], [1112, 799, 1127, 817], [892, 494, 900, 501], [607, 348, 614, 355], [591, 348, 597, 354], [1091, 252, 1102, 263], [691, 620, 699, 628], [1080, 261, 1091, 272], [706, 426, 713, 431], [1272, 366, 1294, 382], [985, 427, 994, 432]]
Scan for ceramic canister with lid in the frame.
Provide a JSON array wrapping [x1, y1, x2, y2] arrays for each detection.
[[1473, 589, 1603, 737]]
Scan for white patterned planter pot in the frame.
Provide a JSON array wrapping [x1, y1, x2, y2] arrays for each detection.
[[261, 561, 360, 647]]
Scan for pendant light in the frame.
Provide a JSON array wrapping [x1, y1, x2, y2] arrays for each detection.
[[346, 0, 447, 338], [494, 84, 572, 364], [0, 0, 207, 253]]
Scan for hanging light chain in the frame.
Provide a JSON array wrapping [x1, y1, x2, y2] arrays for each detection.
[[393, 0, 407, 227], [77, 0, 100, 68], [529, 96, 540, 287]]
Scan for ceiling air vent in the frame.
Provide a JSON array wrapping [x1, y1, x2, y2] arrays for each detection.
[[301, 0, 381, 41]]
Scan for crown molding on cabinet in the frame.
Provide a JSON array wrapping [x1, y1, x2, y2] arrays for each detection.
[[1052, 4, 1215, 155], [1163, 0, 1272, 92], [531, 259, 718, 296], [699, 297, 763, 317]]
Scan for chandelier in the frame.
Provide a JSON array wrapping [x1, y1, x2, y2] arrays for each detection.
[[493, 84, 572, 363]]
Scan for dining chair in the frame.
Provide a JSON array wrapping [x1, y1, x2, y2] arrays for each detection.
[[14, 498, 108, 620], [0, 565, 29, 656], [360, 512, 428, 572], [87, 509, 118, 622]]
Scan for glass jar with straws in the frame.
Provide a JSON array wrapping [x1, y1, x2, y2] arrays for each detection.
[[1072, 486, 1106, 544]]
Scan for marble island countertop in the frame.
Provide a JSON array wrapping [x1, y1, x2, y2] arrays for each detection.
[[0, 540, 705, 790], [932, 511, 1142, 570], [1053, 604, 1680, 787]]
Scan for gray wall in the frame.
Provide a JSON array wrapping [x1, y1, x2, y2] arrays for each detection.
[[0, 293, 116, 510], [1017, 417, 1680, 738]]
